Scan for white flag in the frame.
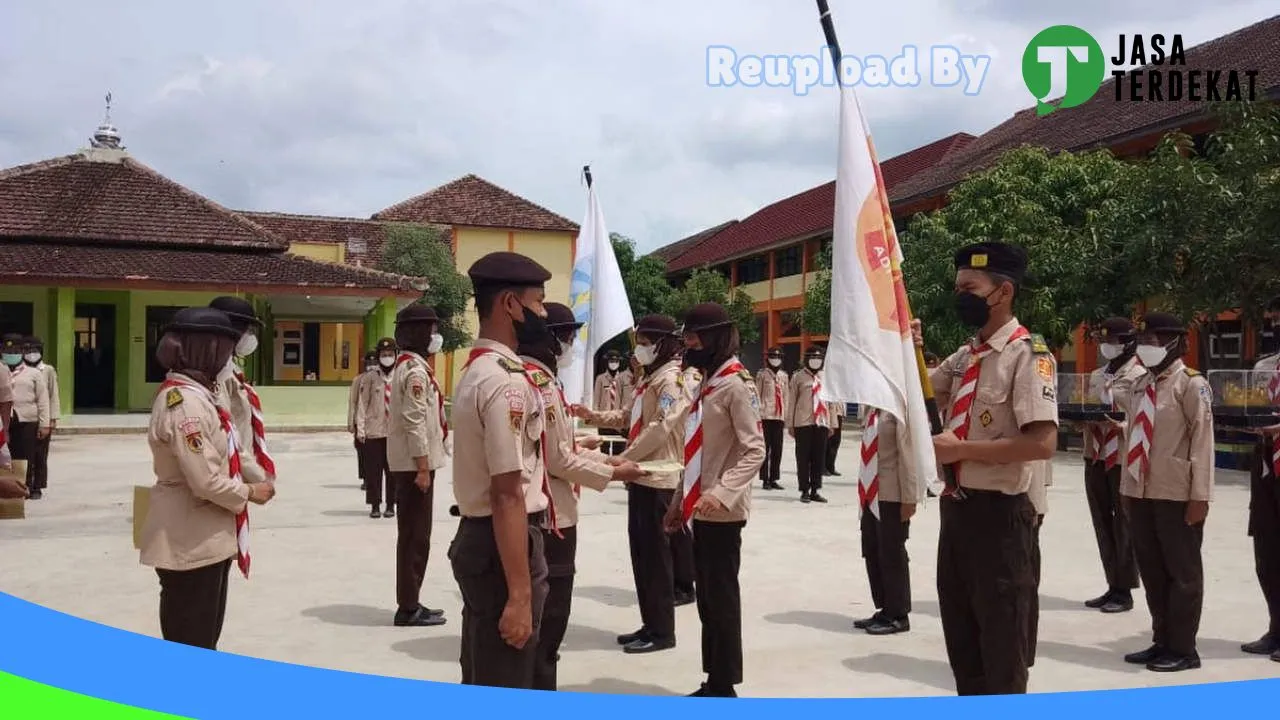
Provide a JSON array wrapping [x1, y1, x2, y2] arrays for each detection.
[[562, 177, 634, 408], [819, 82, 938, 510]]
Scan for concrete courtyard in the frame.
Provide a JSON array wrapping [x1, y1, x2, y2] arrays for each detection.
[[1, 431, 1277, 697]]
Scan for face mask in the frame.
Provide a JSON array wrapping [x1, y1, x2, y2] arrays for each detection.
[[554, 338, 576, 369], [24, 352, 40, 364], [379, 355, 395, 368], [1136, 344, 1169, 368], [607, 361, 621, 371], [807, 359, 823, 371], [365, 364, 377, 373], [2, 354, 20, 367], [954, 290, 996, 329], [633, 345, 656, 367], [683, 347, 712, 369], [768, 357, 782, 368], [427, 333, 444, 355], [235, 333, 259, 357], [1099, 343, 1124, 361], [512, 304, 548, 346]]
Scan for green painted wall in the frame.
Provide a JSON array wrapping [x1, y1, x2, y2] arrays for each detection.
[[49, 288, 75, 418]]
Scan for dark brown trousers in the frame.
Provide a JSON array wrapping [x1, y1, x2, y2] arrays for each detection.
[[860, 501, 911, 619], [1250, 441, 1280, 636], [1027, 515, 1043, 667], [694, 520, 745, 689], [760, 419, 784, 483], [354, 437, 366, 480], [825, 416, 843, 472], [937, 491, 1037, 696], [534, 526, 577, 691], [27, 432, 50, 490], [451, 514, 549, 688], [8, 418, 36, 461], [1126, 497, 1204, 657], [156, 558, 233, 650], [393, 471, 434, 613], [627, 484, 676, 641], [671, 523, 696, 595], [794, 425, 826, 493], [1084, 460, 1139, 590], [362, 437, 394, 507]]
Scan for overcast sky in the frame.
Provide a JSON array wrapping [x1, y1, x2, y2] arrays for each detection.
[[1, 1, 1274, 253]]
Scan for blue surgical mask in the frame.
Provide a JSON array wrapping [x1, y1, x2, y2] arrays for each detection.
[[2, 353, 21, 367]]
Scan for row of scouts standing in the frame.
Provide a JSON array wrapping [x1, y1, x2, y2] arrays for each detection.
[[0, 335, 60, 498]]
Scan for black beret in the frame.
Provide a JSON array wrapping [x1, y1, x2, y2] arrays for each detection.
[[605, 349, 622, 360], [208, 296, 263, 327], [680, 303, 732, 333], [375, 337, 398, 352], [1096, 317, 1135, 340], [804, 345, 826, 358], [165, 307, 242, 340], [1137, 312, 1187, 335], [467, 252, 552, 288], [1, 334, 22, 349], [954, 242, 1028, 282], [635, 314, 678, 336], [396, 304, 438, 325], [363, 350, 378, 362], [766, 346, 783, 356], [544, 302, 581, 330]]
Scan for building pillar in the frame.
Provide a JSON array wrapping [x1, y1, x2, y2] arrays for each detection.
[[48, 287, 75, 418], [369, 296, 397, 347]]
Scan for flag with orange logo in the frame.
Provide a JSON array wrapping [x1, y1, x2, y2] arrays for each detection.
[[819, 82, 937, 502]]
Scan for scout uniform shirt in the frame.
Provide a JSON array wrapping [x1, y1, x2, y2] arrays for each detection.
[[522, 356, 614, 528], [594, 371, 626, 413], [1119, 360, 1214, 503], [594, 359, 689, 491], [0, 364, 12, 410], [618, 369, 635, 403], [347, 370, 368, 433], [216, 362, 267, 485], [387, 352, 447, 474], [451, 339, 548, 518], [785, 369, 826, 428], [356, 369, 392, 441], [1028, 460, 1052, 516], [8, 363, 50, 429], [37, 363, 59, 424], [688, 359, 765, 523], [930, 318, 1060, 495], [1082, 357, 1146, 463], [755, 367, 788, 422], [867, 412, 925, 504]]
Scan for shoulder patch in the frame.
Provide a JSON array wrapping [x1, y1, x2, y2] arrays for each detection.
[[529, 369, 552, 387], [165, 388, 183, 408], [675, 373, 685, 388], [1029, 334, 1050, 354], [658, 391, 676, 412], [738, 369, 752, 382], [1035, 355, 1054, 382], [1183, 367, 1201, 377], [496, 357, 524, 374]]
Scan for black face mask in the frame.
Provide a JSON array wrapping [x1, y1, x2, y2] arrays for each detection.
[[683, 347, 713, 370], [954, 290, 995, 329], [512, 304, 549, 346]]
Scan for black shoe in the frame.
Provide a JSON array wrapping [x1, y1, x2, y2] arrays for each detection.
[[1100, 592, 1133, 614], [623, 636, 675, 654], [394, 607, 446, 627], [687, 684, 708, 697], [416, 604, 444, 618], [1085, 590, 1113, 609], [28, 489, 42, 500], [1271, 649, 1280, 663], [1147, 652, 1201, 672], [1242, 633, 1279, 654], [926, 488, 937, 498], [383, 506, 396, 519], [674, 590, 695, 607], [448, 504, 461, 517], [800, 492, 812, 504], [360, 482, 367, 491], [772, 482, 785, 490], [705, 685, 737, 698], [853, 611, 883, 630], [865, 617, 910, 636], [1124, 644, 1164, 664], [827, 469, 841, 477], [617, 628, 649, 645], [809, 492, 828, 503], [369, 506, 381, 518]]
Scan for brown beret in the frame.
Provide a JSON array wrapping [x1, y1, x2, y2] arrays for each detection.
[[680, 303, 732, 333], [954, 242, 1028, 283], [1096, 317, 1135, 340], [467, 251, 552, 288], [635, 314, 678, 336], [396, 304, 438, 325], [375, 337, 398, 352], [804, 344, 826, 358], [544, 302, 582, 330]]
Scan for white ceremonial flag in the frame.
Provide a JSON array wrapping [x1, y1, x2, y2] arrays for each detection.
[[819, 81, 938, 512], [563, 173, 634, 408]]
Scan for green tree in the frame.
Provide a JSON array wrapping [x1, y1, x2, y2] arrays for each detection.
[[611, 233, 672, 319], [661, 268, 759, 343], [801, 242, 832, 334], [378, 223, 473, 351]]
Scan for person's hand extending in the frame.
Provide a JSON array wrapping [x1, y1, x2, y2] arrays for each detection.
[[248, 481, 277, 505], [0, 477, 28, 500], [610, 460, 649, 483]]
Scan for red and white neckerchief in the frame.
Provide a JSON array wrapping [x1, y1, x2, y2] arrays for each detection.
[[945, 325, 1030, 495], [396, 352, 449, 442], [554, 377, 583, 500], [1126, 378, 1158, 485], [772, 371, 784, 417], [627, 376, 653, 443], [231, 368, 276, 480], [811, 371, 830, 428], [1099, 373, 1122, 470], [858, 408, 881, 519], [383, 370, 393, 419], [161, 376, 251, 578], [464, 347, 558, 535], [606, 375, 619, 410], [681, 359, 747, 527]]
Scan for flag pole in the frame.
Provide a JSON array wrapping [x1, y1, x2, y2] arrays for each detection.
[[814, 0, 956, 494]]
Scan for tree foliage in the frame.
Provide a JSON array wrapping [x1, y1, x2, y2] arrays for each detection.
[[611, 233, 671, 319], [801, 243, 832, 335], [378, 223, 474, 351], [661, 269, 759, 343]]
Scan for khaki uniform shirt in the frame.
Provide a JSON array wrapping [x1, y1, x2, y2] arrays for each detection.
[[522, 356, 614, 529], [1082, 357, 1146, 460], [7, 364, 49, 427], [618, 369, 635, 402], [37, 363, 59, 421], [451, 339, 548, 518], [1028, 460, 1052, 516], [347, 371, 368, 433], [688, 359, 765, 523], [930, 318, 1060, 495], [140, 372, 251, 572], [594, 371, 626, 412], [785, 369, 825, 428], [870, 411, 925, 504], [755, 368, 788, 421], [356, 370, 392, 440], [387, 352, 446, 473], [595, 359, 689, 490], [1119, 361, 1215, 503], [0, 364, 11, 405], [216, 361, 267, 485]]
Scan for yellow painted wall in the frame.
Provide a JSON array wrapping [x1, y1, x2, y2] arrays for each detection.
[[773, 274, 804, 299], [289, 242, 346, 263], [273, 320, 364, 383], [738, 280, 772, 303]]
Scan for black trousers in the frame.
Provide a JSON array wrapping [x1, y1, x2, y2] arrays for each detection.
[[1250, 441, 1280, 637], [693, 520, 745, 688], [1127, 497, 1204, 656], [394, 471, 434, 613], [672, 524, 696, 595], [355, 437, 366, 481], [861, 501, 911, 619], [627, 484, 676, 641], [534, 526, 577, 691], [27, 431, 50, 490], [794, 425, 826, 493], [760, 420, 784, 483], [362, 438, 394, 507], [9, 418, 36, 461], [156, 558, 232, 650], [451, 514, 549, 688], [1028, 515, 1043, 667], [937, 491, 1036, 696], [1084, 460, 1139, 591], [600, 428, 625, 457], [825, 417, 843, 472]]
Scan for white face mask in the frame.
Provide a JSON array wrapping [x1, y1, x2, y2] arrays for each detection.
[[607, 361, 621, 371], [556, 339, 575, 369], [1099, 343, 1125, 361], [633, 345, 656, 367], [379, 355, 395, 368], [235, 333, 258, 358], [767, 357, 782, 368], [24, 352, 40, 364], [807, 359, 823, 371], [1135, 344, 1169, 368], [427, 333, 444, 355]]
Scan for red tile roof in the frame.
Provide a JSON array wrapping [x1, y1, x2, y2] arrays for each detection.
[[0, 150, 287, 250], [648, 220, 739, 264], [889, 15, 1280, 205], [239, 211, 451, 269], [666, 132, 974, 272], [373, 173, 579, 232]]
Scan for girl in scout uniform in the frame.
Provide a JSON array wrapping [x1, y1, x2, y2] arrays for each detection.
[[3, 334, 49, 498]]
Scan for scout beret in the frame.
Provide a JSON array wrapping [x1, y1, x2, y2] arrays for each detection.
[[1, 334, 23, 349], [1137, 312, 1187, 335], [364, 350, 378, 363], [375, 337, 397, 352], [605, 349, 622, 360], [954, 242, 1028, 282], [165, 307, 242, 340], [804, 345, 826, 358], [467, 252, 552, 288], [766, 346, 783, 357], [208, 296, 263, 327], [544, 302, 582, 330], [635, 314, 678, 336], [1097, 317, 1135, 340], [25, 336, 43, 349], [680, 303, 732, 333], [396, 304, 438, 325]]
